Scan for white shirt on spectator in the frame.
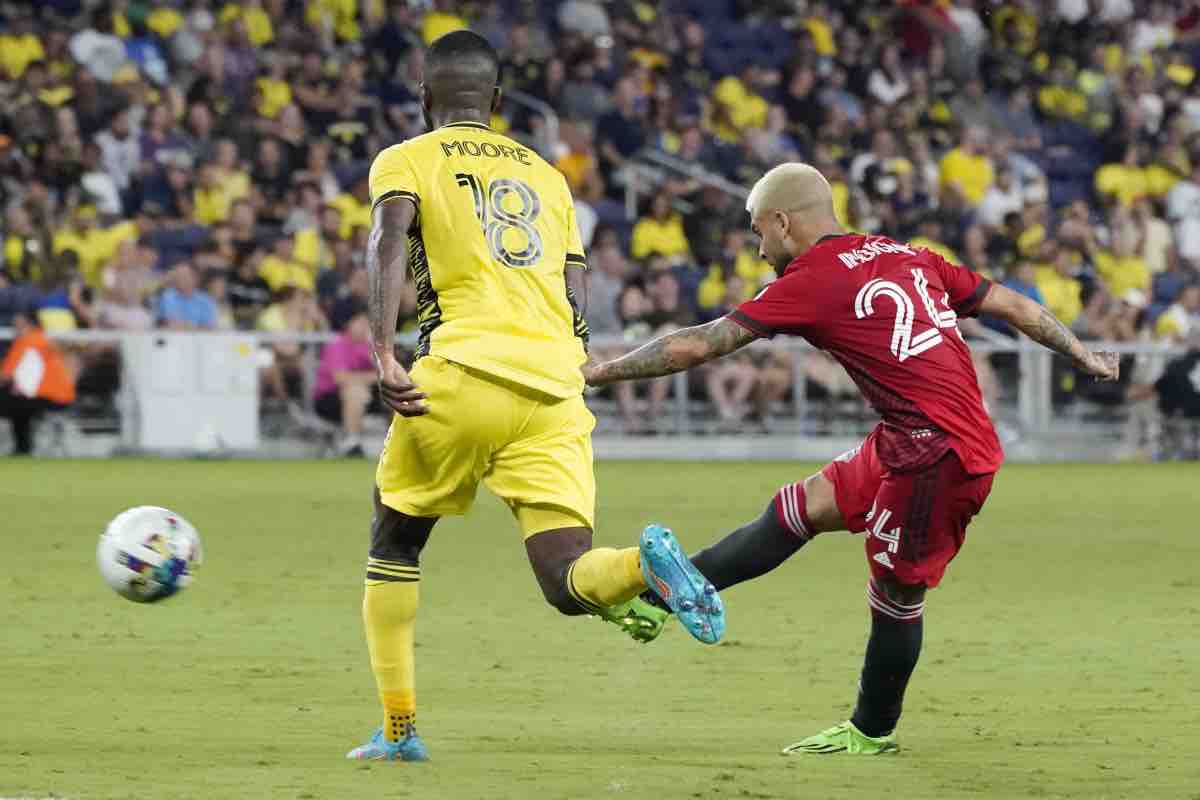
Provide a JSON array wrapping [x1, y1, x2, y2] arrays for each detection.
[[1167, 179, 1200, 262], [68, 29, 127, 82], [1099, 0, 1134, 23], [81, 169, 123, 215], [1130, 19, 1174, 57], [867, 69, 909, 107], [976, 183, 1024, 229], [948, 5, 986, 50], [557, 0, 610, 38], [849, 152, 880, 186], [574, 198, 598, 250], [1055, 0, 1088, 23], [95, 130, 140, 191]]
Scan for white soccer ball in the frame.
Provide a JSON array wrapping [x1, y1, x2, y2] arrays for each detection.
[[97, 506, 203, 603]]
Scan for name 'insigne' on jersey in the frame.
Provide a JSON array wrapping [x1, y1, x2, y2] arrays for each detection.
[[368, 122, 589, 399], [728, 233, 1004, 475]]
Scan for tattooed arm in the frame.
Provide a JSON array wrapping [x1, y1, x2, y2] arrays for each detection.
[[977, 283, 1120, 381], [366, 197, 428, 416], [583, 316, 758, 386]]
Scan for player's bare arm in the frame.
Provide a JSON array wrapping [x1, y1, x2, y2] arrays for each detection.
[[367, 197, 429, 416], [584, 316, 757, 386], [978, 283, 1120, 381]]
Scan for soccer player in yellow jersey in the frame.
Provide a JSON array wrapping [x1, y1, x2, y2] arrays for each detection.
[[347, 31, 725, 762]]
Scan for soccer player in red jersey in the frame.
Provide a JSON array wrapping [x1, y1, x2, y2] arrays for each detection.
[[584, 163, 1119, 754]]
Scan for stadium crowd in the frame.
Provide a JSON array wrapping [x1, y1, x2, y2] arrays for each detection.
[[4, 0, 1200, 445]]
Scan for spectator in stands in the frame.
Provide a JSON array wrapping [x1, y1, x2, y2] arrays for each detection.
[[701, 275, 759, 431], [158, 261, 217, 330], [313, 303, 380, 457], [0, 309, 75, 455], [595, 75, 647, 189], [256, 285, 326, 403], [1155, 283, 1200, 342], [977, 167, 1024, 231], [227, 248, 272, 329], [939, 125, 993, 207], [631, 190, 690, 265], [583, 241, 626, 340], [1167, 160, 1200, 269], [1037, 247, 1085, 331]]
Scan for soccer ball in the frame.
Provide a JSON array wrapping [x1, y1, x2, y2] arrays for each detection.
[[97, 506, 203, 603]]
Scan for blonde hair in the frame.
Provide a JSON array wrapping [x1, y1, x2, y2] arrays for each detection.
[[745, 162, 835, 219]]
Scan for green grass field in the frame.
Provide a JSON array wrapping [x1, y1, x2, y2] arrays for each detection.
[[2, 459, 1197, 800]]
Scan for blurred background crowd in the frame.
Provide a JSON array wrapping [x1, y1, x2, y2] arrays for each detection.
[[4, 0, 1200, 447]]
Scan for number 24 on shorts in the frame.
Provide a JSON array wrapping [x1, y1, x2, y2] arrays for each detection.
[[456, 172, 544, 268]]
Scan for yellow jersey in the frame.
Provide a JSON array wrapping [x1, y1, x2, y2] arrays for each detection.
[[369, 121, 589, 399]]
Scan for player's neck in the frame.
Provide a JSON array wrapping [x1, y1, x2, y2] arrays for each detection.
[[802, 224, 847, 252], [431, 109, 492, 129]]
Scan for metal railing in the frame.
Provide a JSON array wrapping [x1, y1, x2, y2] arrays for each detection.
[[3, 329, 1187, 447]]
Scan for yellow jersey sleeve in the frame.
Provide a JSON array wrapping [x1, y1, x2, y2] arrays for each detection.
[[369, 144, 422, 212]]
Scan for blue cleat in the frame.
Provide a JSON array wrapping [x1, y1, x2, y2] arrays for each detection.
[[639, 524, 724, 644], [346, 727, 430, 762]]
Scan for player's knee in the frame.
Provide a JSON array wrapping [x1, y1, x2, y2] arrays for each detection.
[[370, 490, 436, 564], [525, 527, 592, 616], [801, 472, 843, 532], [876, 576, 926, 606]]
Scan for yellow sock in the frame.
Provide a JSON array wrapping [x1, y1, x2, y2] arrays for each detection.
[[363, 557, 419, 742], [566, 547, 645, 610]]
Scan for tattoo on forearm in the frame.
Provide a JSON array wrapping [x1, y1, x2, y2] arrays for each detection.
[[595, 318, 755, 383], [1027, 307, 1087, 362]]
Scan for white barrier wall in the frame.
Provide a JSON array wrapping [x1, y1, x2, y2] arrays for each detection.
[[122, 332, 260, 453]]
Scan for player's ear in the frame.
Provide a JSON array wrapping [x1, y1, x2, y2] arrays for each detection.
[[491, 84, 502, 114], [775, 210, 790, 236]]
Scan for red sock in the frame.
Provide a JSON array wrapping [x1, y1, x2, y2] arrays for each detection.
[[774, 481, 815, 540]]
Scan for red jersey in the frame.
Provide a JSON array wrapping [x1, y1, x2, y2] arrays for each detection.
[[729, 233, 1003, 474]]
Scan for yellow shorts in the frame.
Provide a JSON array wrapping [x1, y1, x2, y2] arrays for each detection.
[[376, 356, 596, 537]]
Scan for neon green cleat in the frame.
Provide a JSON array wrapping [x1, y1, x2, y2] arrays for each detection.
[[781, 721, 899, 755], [597, 595, 670, 643]]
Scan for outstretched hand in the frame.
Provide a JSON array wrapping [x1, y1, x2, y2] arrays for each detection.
[[375, 353, 429, 416], [1079, 351, 1120, 382]]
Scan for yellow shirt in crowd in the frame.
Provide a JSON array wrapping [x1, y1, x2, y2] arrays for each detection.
[[52, 221, 139, 288], [329, 193, 370, 240], [1093, 251, 1150, 298], [259, 255, 315, 292], [939, 148, 994, 206], [631, 213, 691, 262], [0, 33, 44, 80], [1035, 268, 1083, 327]]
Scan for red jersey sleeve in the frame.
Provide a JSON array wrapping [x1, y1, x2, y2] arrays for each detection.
[[928, 252, 991, 318], [727, 271, 823, 338]]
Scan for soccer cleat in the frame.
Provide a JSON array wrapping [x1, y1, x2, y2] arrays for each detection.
[[597, 595, 670, 643], [346, 727, 430, 762], [639, 524, 724, 644], [780, 721, 898, 755]]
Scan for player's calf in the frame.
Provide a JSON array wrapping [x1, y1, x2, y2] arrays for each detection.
[[851, 576, 926, 738]]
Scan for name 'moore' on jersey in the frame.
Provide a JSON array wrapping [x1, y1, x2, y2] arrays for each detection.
[[729, 233, 1003, 474], [368, 122, 589, 399]]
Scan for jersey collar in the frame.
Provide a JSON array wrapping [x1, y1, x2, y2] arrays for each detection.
[[441, 121, 492, 130]]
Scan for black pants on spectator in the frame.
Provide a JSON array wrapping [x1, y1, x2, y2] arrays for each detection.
[[0, 390, 63, 455]]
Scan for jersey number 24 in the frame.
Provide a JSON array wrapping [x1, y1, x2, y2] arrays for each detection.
[[854, 268, 961, 362], [456, 173, 544, 268]]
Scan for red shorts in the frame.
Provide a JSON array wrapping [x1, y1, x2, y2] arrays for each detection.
[[821, 429, 994, 588]]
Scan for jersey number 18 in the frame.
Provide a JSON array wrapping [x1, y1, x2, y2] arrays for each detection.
[[456, 173, 544, 268]]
